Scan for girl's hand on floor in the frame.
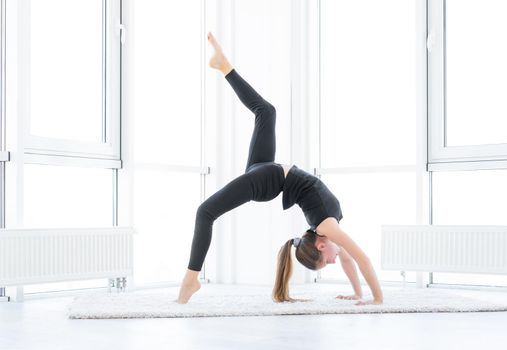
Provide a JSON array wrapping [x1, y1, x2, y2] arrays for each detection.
[[354, 299, 383, 306], [335, 294, 362, 300]]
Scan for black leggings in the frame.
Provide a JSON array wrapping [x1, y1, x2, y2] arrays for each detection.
[[187, 69, 277, 271]]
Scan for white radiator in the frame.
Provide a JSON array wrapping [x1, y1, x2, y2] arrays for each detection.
[[381, 225, 507, 274], [0, 227, 135, 287]]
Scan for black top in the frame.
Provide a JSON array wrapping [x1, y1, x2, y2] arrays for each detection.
[[281, 164, 343, 229], [246, 162, 343, 229], [281, 164, 318, 210]]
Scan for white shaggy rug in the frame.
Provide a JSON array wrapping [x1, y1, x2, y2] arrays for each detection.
[[67, 284, 507, 319]]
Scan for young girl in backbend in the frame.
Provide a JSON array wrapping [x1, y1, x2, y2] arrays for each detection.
[[176, 32, 383, 306]]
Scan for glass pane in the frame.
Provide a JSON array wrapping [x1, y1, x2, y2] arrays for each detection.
[[446, 0, 507, 146], [132, 0, 201, 166], [318, 172, 417, 282], [24, 164, 112, 227], [133, 170, 201, 285], [30, 0, 103, 142], [23, 164, 113, 293], [320, 0, 416, 167], [433, 169, 507, 225], [433, 169, 507, 287]]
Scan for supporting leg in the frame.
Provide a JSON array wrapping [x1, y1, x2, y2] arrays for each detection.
[[177, 171, 256, 304]]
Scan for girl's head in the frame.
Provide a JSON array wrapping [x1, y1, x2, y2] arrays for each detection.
[[272, 229, 341, 302]]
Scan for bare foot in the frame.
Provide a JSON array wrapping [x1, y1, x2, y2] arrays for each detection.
[[207, 31, 233, 75], [176, 278, 201, 304], [336, 294, 362, 300]]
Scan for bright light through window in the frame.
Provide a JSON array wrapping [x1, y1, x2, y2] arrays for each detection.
[[320, 0, 416, 168], [446, 0, 507, 147], [30, 0, 103, 142]]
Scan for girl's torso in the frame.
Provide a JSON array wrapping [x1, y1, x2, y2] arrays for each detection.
[[246, 162, 343, 229], [280, 163, 343, 229]]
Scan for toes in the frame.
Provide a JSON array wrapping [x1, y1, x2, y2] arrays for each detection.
[[208, 33, 221, 50]]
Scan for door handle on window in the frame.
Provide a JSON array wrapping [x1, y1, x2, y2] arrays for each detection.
[[119, 24, 126, 45], [426, 33, 435, 52]]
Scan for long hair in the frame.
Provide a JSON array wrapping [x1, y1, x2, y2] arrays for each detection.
[[272, 229, 321, 302]]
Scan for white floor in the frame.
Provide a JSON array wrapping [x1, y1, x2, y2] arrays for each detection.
[[1, 283, 507, 350]]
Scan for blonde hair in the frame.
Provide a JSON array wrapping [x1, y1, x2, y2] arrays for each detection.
[[272, 230, 322, 302]]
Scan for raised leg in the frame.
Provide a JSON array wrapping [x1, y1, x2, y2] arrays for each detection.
[[207, 31, 277, 172], [224, 69, 277, 172]]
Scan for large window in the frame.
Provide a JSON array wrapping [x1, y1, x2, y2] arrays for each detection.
[[427, 0, 507, 288], [318, 0, 417, 283], [14, 0, 121, 162], [3, 0, 206, 296], [3, 0, 121, 296]]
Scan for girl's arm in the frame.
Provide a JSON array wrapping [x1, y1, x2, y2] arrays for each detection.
[[318, 220, 383, 303], [337, 247, 363, 298], [333, 231, 383, 303]]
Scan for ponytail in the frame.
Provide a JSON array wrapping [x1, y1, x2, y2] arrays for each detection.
[[272, 230, 322, 303], [272, 239, 294, 302]]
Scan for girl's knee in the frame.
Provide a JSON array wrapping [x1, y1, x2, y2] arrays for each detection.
[[256, 102, 276, 122], [264, 102, 276, 116], [254, 100, 275, 116], [196, 202, 215, 222]]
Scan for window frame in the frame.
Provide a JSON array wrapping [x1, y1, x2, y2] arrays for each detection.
[[427, 0, 507, 171], [14, 0, 121, 167]]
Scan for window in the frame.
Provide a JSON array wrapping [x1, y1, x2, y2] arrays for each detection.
[[428, 0, 507, 167], [12, 0, 121, 162]]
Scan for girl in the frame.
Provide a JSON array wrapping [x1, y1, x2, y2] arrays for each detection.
[[176, 32, 383, 306]]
